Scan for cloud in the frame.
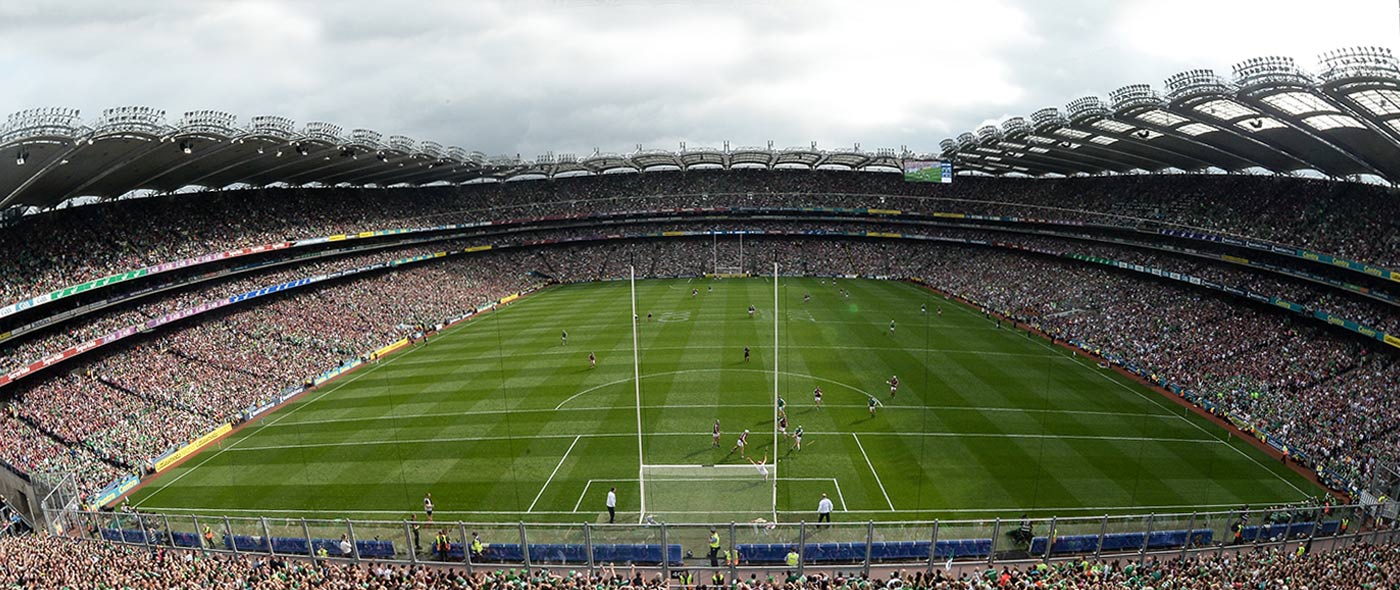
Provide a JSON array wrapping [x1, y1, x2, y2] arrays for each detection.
[[0, 0, 1393, 158]]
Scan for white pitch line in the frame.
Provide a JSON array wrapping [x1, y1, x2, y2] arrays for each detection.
[[402, 343, 1058, 361], [555, 368, 875, 410], [847, 432, 1224, 444], [942, 295, 1315, 501], [528, 435, 580, 512], [222, 430, 1220, 453], [852, 433, 895, 511], [1025, 336, 1313, 498], [135, 356, 407, 507], [141, 499, 1274, 517], [228, 432, 629, 452], [268, 403, 1179, 429], [833, 478, 848, 511], [572, 480, 594, 513], [259, 332, 429, 429]]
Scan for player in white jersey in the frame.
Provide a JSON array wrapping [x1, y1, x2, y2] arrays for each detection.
[[748, 454, 770, 481]]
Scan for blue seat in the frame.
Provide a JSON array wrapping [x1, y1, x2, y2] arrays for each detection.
[[272, 537, 310, 555], [357, 539, 396, 558], [226, 535, 271, 552], [736, 543, 787, 564], [171, 531, 202, 549]]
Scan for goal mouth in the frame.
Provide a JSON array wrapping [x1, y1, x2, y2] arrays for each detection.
[[643, 464, 768, 478], [641, 464, 775, 520]]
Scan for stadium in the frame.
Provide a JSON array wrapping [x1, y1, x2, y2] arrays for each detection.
[[2, 3, 1400, 588]]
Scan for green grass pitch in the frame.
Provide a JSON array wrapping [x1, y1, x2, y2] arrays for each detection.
[[127, 277, 1317, 533]]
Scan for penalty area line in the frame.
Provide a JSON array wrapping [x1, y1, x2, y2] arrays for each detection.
[[852, 433, 895, 511], [528, 435, 580, 512]]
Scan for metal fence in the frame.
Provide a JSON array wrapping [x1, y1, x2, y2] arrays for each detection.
[[46, 501, 1399, 577]]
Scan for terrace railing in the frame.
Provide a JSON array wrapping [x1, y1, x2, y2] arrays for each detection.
[[45, 501, 1398, 577]]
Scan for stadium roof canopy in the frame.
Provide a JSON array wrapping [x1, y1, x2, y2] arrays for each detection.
[[940, 47, 1400, 185], [0, 107, 902, 210]]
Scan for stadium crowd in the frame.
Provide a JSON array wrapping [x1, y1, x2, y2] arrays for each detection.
[[2, 171, 1397, 311], [0, 250, 537, 497], [0, 168, 1396, 507], [3, 533, 1400, 590], [4, 230, 1400, 498]]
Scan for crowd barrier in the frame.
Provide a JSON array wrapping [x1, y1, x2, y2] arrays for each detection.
[[52, 501, 1391, 577]]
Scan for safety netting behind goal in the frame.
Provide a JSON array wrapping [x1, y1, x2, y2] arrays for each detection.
[[641, 464, 774, 522]]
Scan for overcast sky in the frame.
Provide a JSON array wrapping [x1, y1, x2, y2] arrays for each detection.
[[0, 0, 1395, 158]]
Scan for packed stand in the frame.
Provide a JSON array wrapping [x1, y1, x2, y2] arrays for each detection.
[[2, 252, 537, 496], [4, 533, 1400, 590], [2, 171, 1397, 310]]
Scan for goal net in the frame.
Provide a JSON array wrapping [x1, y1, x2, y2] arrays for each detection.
[[641, 464, 774, 521]]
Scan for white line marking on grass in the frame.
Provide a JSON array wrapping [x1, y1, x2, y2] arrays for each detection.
[[428, 343, 1059, 360], [222, 430, 1220, 453], [554, 368, 875, 410], [1020, 321, 1314, 499], [259, 337, 428, 429], [228, 432, 630, 452], [269, 403, 1179, 429], [573, 476, 841, 512], [840, 431, 1225, 444], [142, 499, 1274, 517], [138, 334, 441, 507], [573, 480, 594, 512], [528, 435, 580, 512], [133, 442, 239, 507], [135, 356, 412, 507], [852, 433, 895, 511]]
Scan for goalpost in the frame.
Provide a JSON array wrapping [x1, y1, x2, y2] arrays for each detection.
[[629, 264, 782, 522], [631, 266, 646, 522], [771, 261, 779, 521]]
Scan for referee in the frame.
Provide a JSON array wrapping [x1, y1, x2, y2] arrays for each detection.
[[605, 487, 617, 523], [817, 493, 834, 525]]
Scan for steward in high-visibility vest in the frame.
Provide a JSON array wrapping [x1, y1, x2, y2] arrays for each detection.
[[711, 572, 725, 586], [785, 548, 800, 567], [707, 529, 721, 566], [723, 548, 740, 566], [471, 533, 485, 558], [676, 571, 694, 586]]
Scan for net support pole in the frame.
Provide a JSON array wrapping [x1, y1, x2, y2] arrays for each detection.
[[772, 261, 779, 521], [631, 266, 646, 522]]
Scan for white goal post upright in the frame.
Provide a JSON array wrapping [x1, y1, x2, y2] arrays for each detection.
[[631, 265, 646, 522], [772, 261, 779, 521]]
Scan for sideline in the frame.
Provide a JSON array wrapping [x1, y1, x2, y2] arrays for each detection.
[[116, 286, 550, 507], [912, 280, 1336, 501]]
